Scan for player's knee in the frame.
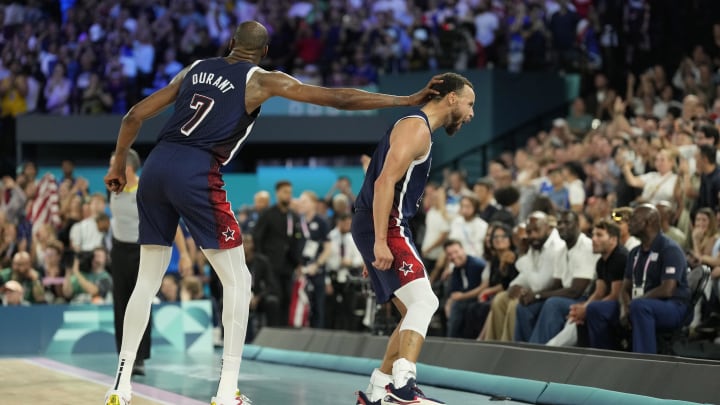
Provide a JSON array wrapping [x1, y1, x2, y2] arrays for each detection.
[[396, 279, 438, 338]]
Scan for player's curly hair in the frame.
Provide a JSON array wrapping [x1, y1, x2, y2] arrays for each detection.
[[429, 72, 473, 100]]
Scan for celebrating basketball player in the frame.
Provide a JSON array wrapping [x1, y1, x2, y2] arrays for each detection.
[[103, 20, 441, 405], [352, 72, 475, 405]]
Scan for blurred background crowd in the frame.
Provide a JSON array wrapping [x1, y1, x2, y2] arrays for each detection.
[[2, 0, 720, 356]]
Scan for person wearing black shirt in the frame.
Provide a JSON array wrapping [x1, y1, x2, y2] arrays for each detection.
[[444, 239, 487, 338], [244, 234, 280, 336], [253, 180, 302, 324], [693, 144, 720, 215], [548, 219, 628, 347]]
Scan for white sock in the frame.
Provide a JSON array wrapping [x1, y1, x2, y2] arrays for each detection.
[[112, 351, 136, 395], [366, 368, 392, 402], [113, 245, 172, 396], [392, 358, 417, 389], [203, 247, 252, 398]]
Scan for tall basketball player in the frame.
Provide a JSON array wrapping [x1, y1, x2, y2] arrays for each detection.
[[352, 73, 475, 405], [103, 21, 442, 405]]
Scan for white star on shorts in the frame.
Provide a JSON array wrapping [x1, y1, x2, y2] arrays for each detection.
[[399, 261, 414, 276], [222, 227, 235, 242]]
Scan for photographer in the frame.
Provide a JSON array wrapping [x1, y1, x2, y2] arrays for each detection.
[[62, 247, 112, 304]]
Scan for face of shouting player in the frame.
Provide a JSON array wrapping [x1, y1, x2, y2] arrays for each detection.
[[445, 85, 475, 136]]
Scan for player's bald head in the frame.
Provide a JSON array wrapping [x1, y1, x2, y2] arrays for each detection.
[[233, 21, 269, 51]]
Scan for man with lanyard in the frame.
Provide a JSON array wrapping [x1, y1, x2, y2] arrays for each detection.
[[296, 190, 331, 328], [253, 180, 303, 325], [586, 204, 689, 353]]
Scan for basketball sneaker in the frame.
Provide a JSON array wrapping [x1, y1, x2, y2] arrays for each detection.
[[356, 390, 381, 405], [381, 378, 445, 405], [104, 390, 130, 405], [210, 390, 252, 405]]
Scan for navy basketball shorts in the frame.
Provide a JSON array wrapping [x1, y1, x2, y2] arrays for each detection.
[[350, 210, 427, 303], [137, 142, 242, 250]]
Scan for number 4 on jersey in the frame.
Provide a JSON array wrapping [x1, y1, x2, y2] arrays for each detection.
[[181, 93, 215, 136]]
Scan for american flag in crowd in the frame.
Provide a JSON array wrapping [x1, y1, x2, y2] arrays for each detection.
[[28, 173, 61, 234]]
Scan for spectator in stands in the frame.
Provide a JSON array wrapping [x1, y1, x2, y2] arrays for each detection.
[[490, 186, 521, 228], [656, 201, 687, 249], [448, 196, 488, 258], [62, 247, 112, 304], [243, 234, 281, 331], [444, 239, 487, 339], [483, 212, 564, 341], [445, 170, 472, 218], [473, 177, 499, 223], [157, 274, 180, 303], [622, 148, 679, 205], [540, 166, 570, 211], [79, 72, 113, 114], [0, 60, 28, 117], [475, 223, 519, 340], [253, 180, 302, 322], [40, 240, 65, 304], [44, 62, 72, 115], [180, 275, 205, 301], [0, 251, 45, 304], [0, 175, 27, 225], [566, 97, 594, 136], [694, 144, 720, 214], [69, 193, 108, 253], [297, 191, 331, 329], [30, 223, 56, 269], [421, 187, 450, 274], [324, 176, 356, 207], [611, 207, 642, 251], [520, 210, 597, 344], [2, 280, 29, 306], [324, 212, 364, 330], [548, 219, 628, 347], [688, 208, 718, 268], [562, 161, 586, 213], [240, 190, 270, 233], [586, 204, 690, 354]]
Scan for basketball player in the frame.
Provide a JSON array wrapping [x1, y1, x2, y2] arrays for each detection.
[[352, 72, 475, 405], [103, 21, 441, 405]]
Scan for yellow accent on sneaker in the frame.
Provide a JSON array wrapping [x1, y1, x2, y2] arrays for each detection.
[[106, 394, 122, 405]]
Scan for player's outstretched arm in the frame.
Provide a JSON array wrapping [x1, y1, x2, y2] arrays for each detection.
[[252, 70, 442, 111], [105, 66, 190, 193], [371, 119, 431, 270]]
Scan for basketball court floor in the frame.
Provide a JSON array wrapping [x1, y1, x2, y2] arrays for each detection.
[[0, 351, 526, 404]]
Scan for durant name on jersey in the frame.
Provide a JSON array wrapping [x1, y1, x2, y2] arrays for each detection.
[[191, 72, 236, 93]]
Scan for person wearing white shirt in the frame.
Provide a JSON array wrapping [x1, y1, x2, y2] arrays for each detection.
[[421, 187, 450, 270], [521, 211, 598, 343], [562, 161, 586, 213], [448, 196, 488, 258], [70, 193, 109, 253], [325, 213, 364, 330], [483, 212, 565, 341], [622, 149, 678, 205]]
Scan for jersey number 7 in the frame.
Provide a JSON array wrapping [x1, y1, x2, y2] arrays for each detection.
[[181, 93, 215, 136]]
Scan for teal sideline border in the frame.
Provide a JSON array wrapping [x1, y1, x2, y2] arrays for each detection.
[[242, 345, 709, 405]]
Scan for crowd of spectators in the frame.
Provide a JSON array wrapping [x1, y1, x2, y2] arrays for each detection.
[[2, 0, 719, 117], [2, 0, 720, 356]]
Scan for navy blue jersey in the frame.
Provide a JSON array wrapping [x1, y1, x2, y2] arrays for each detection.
[[355, 110, 433, 226], [157, 58, 260, 165]]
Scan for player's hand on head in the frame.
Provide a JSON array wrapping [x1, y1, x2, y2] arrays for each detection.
[[372, 241, 393, 271], [408, 74, 444, 105]]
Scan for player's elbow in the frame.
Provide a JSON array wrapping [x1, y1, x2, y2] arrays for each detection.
[[122, 109, 142, 127]]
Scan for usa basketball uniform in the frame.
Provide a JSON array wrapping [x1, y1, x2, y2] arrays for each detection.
[[351, 110, 433, 303], [137, 59, 260, 249]]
